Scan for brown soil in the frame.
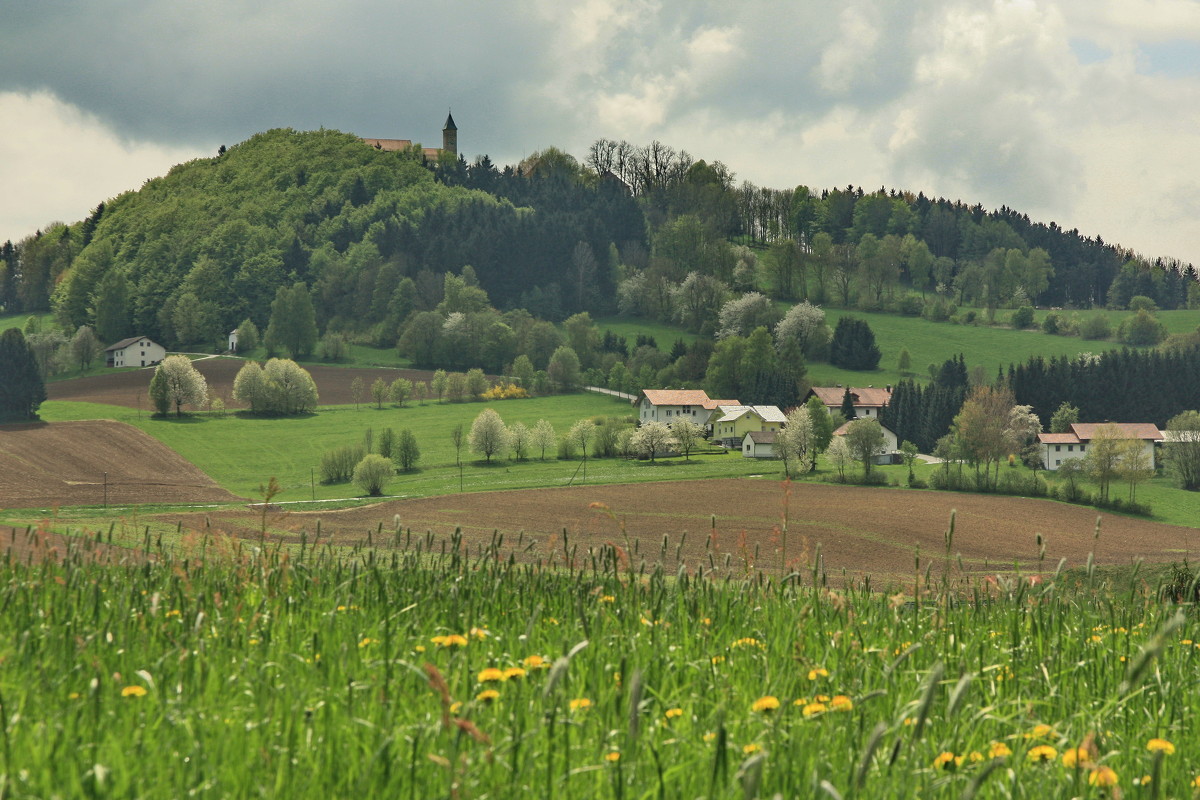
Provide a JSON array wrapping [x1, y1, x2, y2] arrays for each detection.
[[0, 420, 241, 507], [0, 524, 147, 566], [47, 357, 443, 410], [157, 479, 1199, 583]]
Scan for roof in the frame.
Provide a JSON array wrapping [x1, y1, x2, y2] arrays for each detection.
[[703, 397, 739, 410], [638, 389, 712, 407], [752, 405, 787, 423], [809, 386, 893, 408], [745, 431, 777, 444], [362, 138, 415, 152], [1038, 423, 1164, 445], [105, 336, 152, 352], [713, 405, 751, 423], [444, 112, 457, 131]]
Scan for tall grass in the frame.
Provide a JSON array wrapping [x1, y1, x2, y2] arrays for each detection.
[[2, 509, 1197, 798]]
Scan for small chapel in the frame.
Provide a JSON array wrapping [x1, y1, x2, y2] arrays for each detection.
[[361, 113, 457, 161]]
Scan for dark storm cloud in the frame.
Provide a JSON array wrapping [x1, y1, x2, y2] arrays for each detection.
[[0, 1, 552, 155]]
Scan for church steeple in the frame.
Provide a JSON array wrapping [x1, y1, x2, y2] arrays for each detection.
[[442, 111, 457, 157]]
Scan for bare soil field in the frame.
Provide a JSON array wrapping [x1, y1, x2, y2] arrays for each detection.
[[0, 420, 241, 506], [0, 524, 147, 565], [161, 479, 1199, 582], [47, 357, 441, 410]]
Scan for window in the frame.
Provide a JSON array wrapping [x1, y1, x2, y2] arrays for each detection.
[[1055, 445, 1061, 452], [1067, 445, 1073, 452], [666, 410, 672, 417]]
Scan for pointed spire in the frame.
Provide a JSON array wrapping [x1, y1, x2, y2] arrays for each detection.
[[443, 110, 457, 131]]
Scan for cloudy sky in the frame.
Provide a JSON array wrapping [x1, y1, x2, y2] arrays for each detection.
[[3, 0, 1199, 265]]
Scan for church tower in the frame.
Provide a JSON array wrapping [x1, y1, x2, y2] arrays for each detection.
[[442, 112, 458, 157]]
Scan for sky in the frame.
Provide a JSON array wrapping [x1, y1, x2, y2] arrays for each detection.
[[2, 0, 1199, 266]]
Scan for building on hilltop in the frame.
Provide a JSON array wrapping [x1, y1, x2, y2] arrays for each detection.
[[362, 112, 457, 161]]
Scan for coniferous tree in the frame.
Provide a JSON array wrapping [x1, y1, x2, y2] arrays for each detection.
[[0, 328, 46, 421], [829, 316, 881, 370]]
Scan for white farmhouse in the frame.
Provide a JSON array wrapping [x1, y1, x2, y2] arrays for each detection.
[[1038, 423, 1163, 471], [832, 420, 899, 462], [807, 386, 893, 419], [634, 389, 738, 428], [104, 336, 166, 368]]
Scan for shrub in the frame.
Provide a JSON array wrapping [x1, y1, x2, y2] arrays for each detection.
[[1079, 315, 1111, 340], [394, 430, 420, 472], [353, 454, 394, 496], [1010, 306, 1035, 329], [320, 444, 365, 484], [1041, 312, 1063, 335]]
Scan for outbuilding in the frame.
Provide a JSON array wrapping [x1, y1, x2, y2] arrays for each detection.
[[105, 336, 165, 368]]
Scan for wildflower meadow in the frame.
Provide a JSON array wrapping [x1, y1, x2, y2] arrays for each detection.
[[2, 522, 1199, 798]]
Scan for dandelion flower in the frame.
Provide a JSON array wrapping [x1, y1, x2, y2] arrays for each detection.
[[358, 637, 375, 648], [751, 696, 780, 713], [711, 656, 726, 665], [569, 698, 592, 711], [431, 634, 468, 648], [703, 732, 717, 743], [1134, 774, 1151, 786], [808, 667, 829, 681], [743, 743, 761, 755], [801, 702, 827, 717], [1028, 745, 1057, 763], [665, 708, 683, 720], [1025, 723, 1054, 740], [477, 668, 506, 683], [1062, 747, 1091, 768], [121, 685, 147, 698], [476, 689, 499, 703], [469, 627, 489, 640], [599, 595, 615, 604], [604, 751, 620, 762], [988, 742, 1011, 759], [503, 667, 527, 680], [733, 637, 762, 649], [932, 752, 956, 771], [1146, 738, 1175, 755], [830, 695, 853, 712], [1088, 766, 1118, 787], [523, 655, 548, 669]]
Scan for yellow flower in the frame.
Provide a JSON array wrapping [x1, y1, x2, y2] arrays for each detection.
[[569, 698, 592, 711], [68, 692, 81, 700], [431, 634, 468, 648], [703, 732, 717, 743], [815, 694, 831, 703], [523, 655, 549, 669], [967, 751, 984, 763], [988, 742, 1011, 759], [711, 656, 726, 665], [477, 668, 506, 683], [830, 695, 854, 712], [415, 645, 426, 653], [1146, 738, 1175, 755], [801, 702, 827, 717], [121, 685, 147, 698], [165, 609, 181, 618], [476, 689, 500, 702], [503, 667, 527, 680], [248, 638, 260, 646], [1061, 747, 1092, 768], [469, 627, 489, 640], [732, 637, 763, 649], [808, 667, 829, 681], [604, 751, 620, 762], [751, 696, 780, 713], [1025, 723, 1055, 740], [1134, 774, 1152, 786], [1028, 745, 1057, 763], [743, 743, 761, 755], [1192, 775, 1200, 789], [358, 637, 375, 648], [1088, 766, 1118, 787], [449, 701, 462, 714], [599, 595, 615, 604], [665, 708, 684, 720], [932, 751, 956, 771]]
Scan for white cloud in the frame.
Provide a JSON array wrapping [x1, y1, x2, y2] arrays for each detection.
[[0, 91, 206, 244]]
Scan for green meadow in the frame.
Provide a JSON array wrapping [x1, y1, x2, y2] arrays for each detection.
[[3, 522, 1199, 798], [36, 394, 768, 504]]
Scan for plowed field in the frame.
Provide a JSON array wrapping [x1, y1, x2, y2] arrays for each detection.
[[162, 479, 1198, 582], [47, 357, 442, 409], [0, 420, 241, 506]]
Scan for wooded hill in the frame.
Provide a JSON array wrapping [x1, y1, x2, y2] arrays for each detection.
[[0, 127, 1196, 353]]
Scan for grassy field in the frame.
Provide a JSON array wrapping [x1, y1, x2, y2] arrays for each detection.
[[3, 521, 1198, 798], [36, 394, 770, 503]]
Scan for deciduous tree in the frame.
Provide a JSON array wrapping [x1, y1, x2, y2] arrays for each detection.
[[0, 328, 45, 421], [470, 408, 509, 462], [631, 420, 677, 462], [353, 454, 393, 496], [154, 354, 208, 417], [1164, 411, 1200, 490]]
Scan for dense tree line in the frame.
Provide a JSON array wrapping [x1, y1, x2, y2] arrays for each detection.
[[1007, 346, 1200, 429]]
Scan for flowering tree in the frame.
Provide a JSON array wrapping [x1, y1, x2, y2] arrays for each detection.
[[631, 421, 677, 462], [470, 408, 509, 463]]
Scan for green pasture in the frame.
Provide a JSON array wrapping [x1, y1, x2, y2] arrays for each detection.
[[2, 519, 1200, 798], [596, 316, 703, 350], [36, 394, 773, 504]]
